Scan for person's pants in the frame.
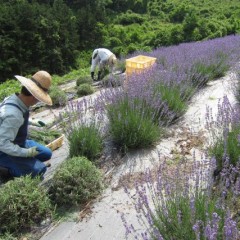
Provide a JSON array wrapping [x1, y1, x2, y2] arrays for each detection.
[[0, 140, 52, 178]]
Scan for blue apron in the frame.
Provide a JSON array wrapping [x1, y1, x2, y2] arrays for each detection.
[[0, 102, 50, 177]]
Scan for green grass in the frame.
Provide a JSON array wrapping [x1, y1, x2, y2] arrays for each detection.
[[52, 67, 89, 85]]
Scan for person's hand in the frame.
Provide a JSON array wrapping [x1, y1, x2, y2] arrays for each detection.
[[37, 121, 46, 127], [29, 118, 46, 127], [27, 147, 39, 157]]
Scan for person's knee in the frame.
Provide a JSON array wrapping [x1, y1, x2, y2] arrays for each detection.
[[45, 148, 52, 160], [38, 147, 52, 161]]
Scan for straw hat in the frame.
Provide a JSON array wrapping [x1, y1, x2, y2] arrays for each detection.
[[108, 54, 117, 65], [15, 70, 52, 106]]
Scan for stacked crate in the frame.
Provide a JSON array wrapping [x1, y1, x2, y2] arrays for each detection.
[[126, 55, 156, 76]]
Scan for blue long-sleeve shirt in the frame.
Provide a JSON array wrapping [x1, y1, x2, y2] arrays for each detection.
[[0, 94, 29, 157]]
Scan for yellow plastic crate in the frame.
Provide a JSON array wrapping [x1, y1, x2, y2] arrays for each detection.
[[46, 134, 64, 151], [126, 55, 156, 75]]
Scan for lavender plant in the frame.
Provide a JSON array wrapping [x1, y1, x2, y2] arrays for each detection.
[[68, 124, 103, 161], [49, 85, 68, 107], [209, 124, 240, 174], [76, 75, 92, 86], [0, 176, 53, 234], [107, 97, 162, 151], [122, 158, 239, 239], [233, 65, 240, 104], [49, 156, 103, 207], [207, 96, 240, 175], [59, 98, 105, 161], [76, 83, 94, 97]]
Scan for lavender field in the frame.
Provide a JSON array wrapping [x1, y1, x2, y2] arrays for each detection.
[[40, 35, 240, 240]]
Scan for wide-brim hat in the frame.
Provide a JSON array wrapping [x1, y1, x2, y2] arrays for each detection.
[[15, 70, 52, 106], [108, 54, 117, 65]]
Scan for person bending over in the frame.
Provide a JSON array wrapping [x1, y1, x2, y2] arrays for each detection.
[[0, 70, 53, 178], [90, 48, 117, 81]]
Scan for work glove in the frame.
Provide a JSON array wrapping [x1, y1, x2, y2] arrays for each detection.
[[29, 118, 46, 127], [26, 147, 39, 158]]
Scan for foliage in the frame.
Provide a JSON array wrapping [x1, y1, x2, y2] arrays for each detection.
[[68, 124, 103, 161], [28, 128, 62, 145], [76, 83, 94, 97], [0, 0, 79, 82], [0, 233, 17, 240], [114, 58, 126, 73], [209, 124, 240, 173], [1, 0, 240, 82], [76, 76, 93, 86], [101, 75, 123, 88], [49, 156, 103, 207], [116, 11, 146, 25], [107, 98, 162, 151], [52, 67, 89, 86], [49, 85, 68, 107], [123, 159, 239, 239], [235, 68, 240, 104], [152, 194, 225, 239], [191, 52, 229, 87], [152, 83, 187, 123], [0, 176, 53, 234], [0, 80, 20, 102]]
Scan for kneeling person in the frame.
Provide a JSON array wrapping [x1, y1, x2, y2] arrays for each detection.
[[0, 71, 53, 178]]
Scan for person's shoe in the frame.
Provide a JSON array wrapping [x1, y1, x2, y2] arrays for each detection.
[[45, 162, 51, 168]]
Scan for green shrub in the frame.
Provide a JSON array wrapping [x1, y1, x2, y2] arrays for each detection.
[[116, 12, 145, 25], [76, 76, 93, 86], [0, 233, 17, 240], [107, 98, 162, 151], [49, 156, 103, 207], [0, 176, 53, 234], [0, 80, 20, 102], [68, 124, 103, 161], [209, 124, 240, 173], [101, 75, 123, 88], [49, 85, 68, 107], [76, 83, 94, 97]]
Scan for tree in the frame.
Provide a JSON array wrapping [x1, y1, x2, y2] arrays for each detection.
[[0, 0, 79, 82]]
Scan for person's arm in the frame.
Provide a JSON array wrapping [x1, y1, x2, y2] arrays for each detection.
[[0, 114, 29, 157]]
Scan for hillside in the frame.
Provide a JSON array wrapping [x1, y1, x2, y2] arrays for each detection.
[[0, 0, 239, 82]]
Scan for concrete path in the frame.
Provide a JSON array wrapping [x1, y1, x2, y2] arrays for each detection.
[[39, 71, 237, 240]]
